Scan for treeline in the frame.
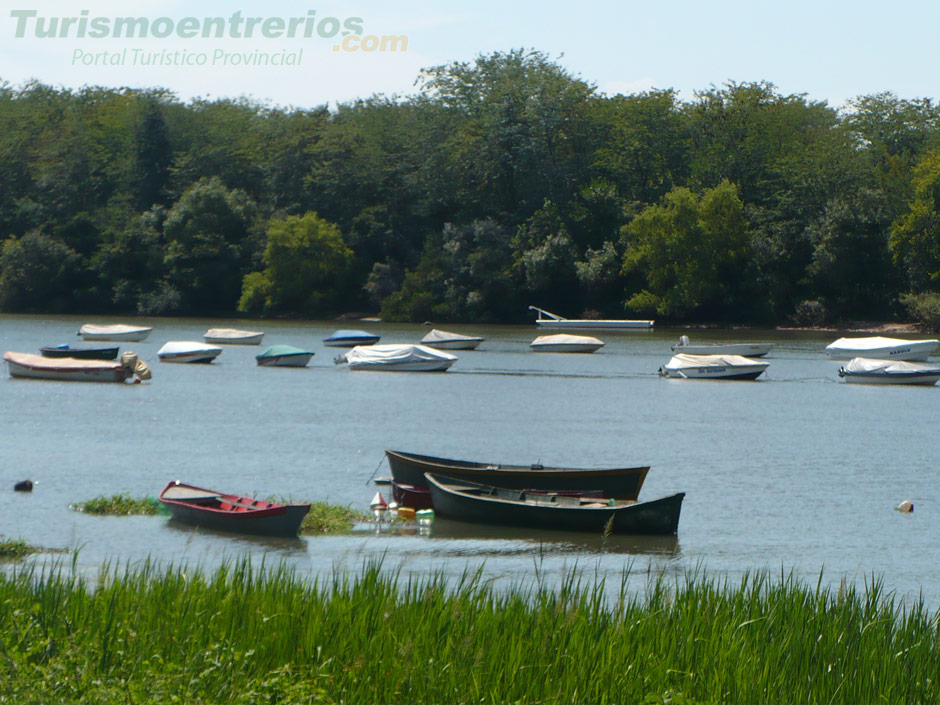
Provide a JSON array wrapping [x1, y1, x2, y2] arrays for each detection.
[[2, 49, 940, 326]]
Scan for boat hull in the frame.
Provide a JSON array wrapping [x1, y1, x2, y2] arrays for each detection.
[[40, 345, 120, 360], [840, 372, 940, 385], [422, 339, 483, 350], [385, 449, 649, 501], [204, 330, 264, 345], [671, 343, 772, 357], [4, 352, 130, 382], [531, 342, 603, 353], [426, 474, 684, 535], [661, 366, 767, 380], [79, 325, 152, 342], [158, 352, 222, 363], [158, 482, 310, 537], [256, 353, 314, 367], [825, 338, 939, 362]]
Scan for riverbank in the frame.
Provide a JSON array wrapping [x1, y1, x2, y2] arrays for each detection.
[[0, 560, 936, 704]]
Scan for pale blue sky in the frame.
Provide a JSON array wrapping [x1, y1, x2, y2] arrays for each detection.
[[1, 0, 938, 110]]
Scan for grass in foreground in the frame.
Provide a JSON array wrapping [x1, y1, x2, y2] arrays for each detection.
[[0, 560, 938, 704]]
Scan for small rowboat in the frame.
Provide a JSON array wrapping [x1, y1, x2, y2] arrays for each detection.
[[40, 344, 120, 360], [4, 351, 150, 383], [335, 344, 456, 372], [385, 449, 649, 500], [323, 329, 380, 347], [78, 323, 152, 342], [824, 336, 939, 362], [425, 473, 684, 535], [255, 345, 316, 367], [158, 481, 311, 537], [204, 328, 264, 345], [419, 329, 485, 350], [671, 335, 772, 357], [838, 358, 940, 385], [530, 334, 604, 353], [157, 341, 223, 363]]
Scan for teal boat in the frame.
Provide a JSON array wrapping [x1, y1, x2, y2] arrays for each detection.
[[255, 345, 315, 367]]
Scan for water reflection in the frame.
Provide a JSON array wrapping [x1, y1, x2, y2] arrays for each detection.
[[368, 517, 680, 556], [163, 519, 308, 555]]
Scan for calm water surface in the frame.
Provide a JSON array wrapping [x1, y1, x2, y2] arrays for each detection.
[[1, 314, 938, 604]]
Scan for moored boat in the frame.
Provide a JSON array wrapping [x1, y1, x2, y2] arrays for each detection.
[[530, 334, 604, 353], [157, 341, 223, 363], [335, 344, 456, 371], [671, 335, 773, 357], [419, 328, 485, 350], [158, 481, 310, 537], [323, 329, 381, 347], [529, 306, 653, 331], [385, 449, 649, 500], [660, 353, 769, 380], [40, 344, 120, 360], [824, 336, 939, 362], [78, 323, 152, 342], [425, 473, 684, 535], [255, 345, 316, 367], [838, 357, 940, 385], [4, 351, 151, 383], [204, 328, 264, 345]]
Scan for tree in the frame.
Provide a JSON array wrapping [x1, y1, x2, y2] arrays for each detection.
[[161, 176, 257, 313], [0, 230, 86, 312], [239, 212, 353, 316], [890, 150, 940, 291], [621, 180, 749, 318]]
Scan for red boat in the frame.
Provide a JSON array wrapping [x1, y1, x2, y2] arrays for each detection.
[[158, 481, 310, 537]]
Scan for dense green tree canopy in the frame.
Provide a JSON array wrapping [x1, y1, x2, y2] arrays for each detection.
[[0, 51, 939, 326]]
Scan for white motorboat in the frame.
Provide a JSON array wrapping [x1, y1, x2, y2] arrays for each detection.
[[78, 323, 152, 342], [3, 351, 151, 383], [824, 336, 939, 362], [157, 341, 223, 363], [530, 334, 604, 353], [671, 335, 772, 357], [322, 329, 381, 347], [334, 344, 456, 371], [419, 328, 485, 350], [838, 358, 940, 385], [660, 353, 769, 380], [529, 306, 653, 331], [204, 328, 264, 345], [255, 345, 315, 367]]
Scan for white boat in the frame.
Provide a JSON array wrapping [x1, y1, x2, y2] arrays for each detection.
[[78, 323, 152, 342], [255, 345, 315, 367], [660, 353, 769, 380], [838, 357, 940, 385], [671, 335, 772, 357], [204, 328, 264, 345], [530, 334, 604, 353], [3, 351, 151, 383], [529, 306, 653, 331], [334, 344, 456, 371], [824, 336, 939, 362], [157, 341, 223, 363], [419, 329, 485, 350]]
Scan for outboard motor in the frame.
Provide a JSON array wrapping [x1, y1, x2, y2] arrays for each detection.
[[678, 335, 690, 347], [121, 351, 152, 381]]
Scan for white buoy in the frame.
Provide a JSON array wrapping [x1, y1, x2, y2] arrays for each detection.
[[897, 500, 914, 513]]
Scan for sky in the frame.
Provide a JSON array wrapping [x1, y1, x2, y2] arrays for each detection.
[[1, 0, 939, 111]]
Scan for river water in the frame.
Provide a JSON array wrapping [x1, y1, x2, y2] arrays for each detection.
[[1, 314, 938, 604]]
